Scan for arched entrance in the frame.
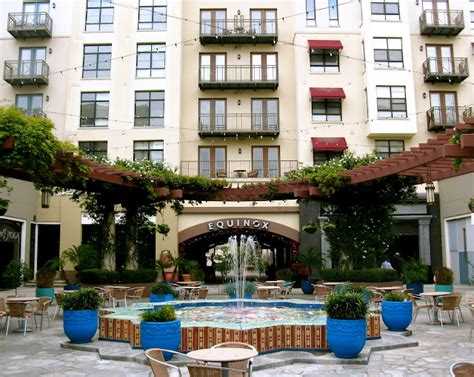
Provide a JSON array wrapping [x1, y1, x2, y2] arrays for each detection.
[[178, 218, 299, 281]]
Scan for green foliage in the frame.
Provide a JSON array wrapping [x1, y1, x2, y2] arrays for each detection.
[[403, 259, 429, 284], [320, 268, 400, 283], [141, 305, 177, 322], [297, 248, 323, 279], [156, 224, 170, 235], [2, 260, 32, 291], [0, 198, 9, 211], [190, 268, 205, 282], [434, 266, 454, 285], [120, 269, 157, 283], [36, 259, 59, 288], [151, 281, 175, 295], [324, 292, 369, 320], [224, 281, 256, 296], [383, 292, 407, 302], [76, 269, 119, 284], [62, 288, 102, 311], [348, 286, 374, 299], [276, 268, 294, 281], [61, 244, 101, 271], [302, 220, 319, 234]]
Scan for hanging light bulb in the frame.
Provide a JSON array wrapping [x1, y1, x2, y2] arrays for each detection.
[[425, 182, 435, 205], [41, 188, 52, 208]]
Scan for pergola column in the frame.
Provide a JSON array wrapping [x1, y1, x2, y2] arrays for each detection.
[[418, 218, 432, 265]]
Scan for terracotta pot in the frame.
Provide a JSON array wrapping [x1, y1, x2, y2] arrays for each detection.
[[164, 271, 174, 282], [181, 274, 191, 282]]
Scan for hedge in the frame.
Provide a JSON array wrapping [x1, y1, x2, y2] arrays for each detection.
[[77, 269, 158, 284], [320, 268, 400, 283], [120, 269, 157, 283]]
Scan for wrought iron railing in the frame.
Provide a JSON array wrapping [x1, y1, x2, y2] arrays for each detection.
[[199, 113, 279, 133], [200, 18, 277, 38], [419, 9, 464, 29], [4, 60, 49, 82], [422, 57, 468, 79], [7, 12, 53, 34], [199, 65, 278, 84], [427, 106, 469, 130]]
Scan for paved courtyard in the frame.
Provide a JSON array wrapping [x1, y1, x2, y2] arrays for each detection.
[[0, 285, 472, 376]]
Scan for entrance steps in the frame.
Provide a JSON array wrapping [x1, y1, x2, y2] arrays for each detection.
[[24, 280, 66, 288]]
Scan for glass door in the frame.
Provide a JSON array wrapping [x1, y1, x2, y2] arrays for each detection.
[[199, 147, 226, 178], [250, 9, 276, 34], [199, 99, 226, 131], [200, 9, 226, 35], [16, 94, 43, 117], [200, 54, 226, 82], [252, 99, 278, 131], [423, 0, 448, 24], [426, 45, 453, 75], [251, 53, 277, 82], [430, 92, 457, 125], [252, 146, 280, 178], [19, 47, 46, 76], [22, 1, 49, 26]]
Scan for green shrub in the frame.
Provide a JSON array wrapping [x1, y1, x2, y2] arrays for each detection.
[[276, 268, 294, 281], [62, 288, 102, 310], [383, 292, 407, 302], [403, 259, 428, 284], [348, 286, 374, 299], [320, 268, 400, 283], [36, 267, 56, 288], [224, 281, 256, 296], [120, 269, 157, 283], [2, 260, 32, 292], [77, 269, 119, 284], [141, 305, 177, 322], [434, 266, 454, 285], [151, 281, 175, 295], [61, 244, 100, 271], [324, 292, 368, 320]]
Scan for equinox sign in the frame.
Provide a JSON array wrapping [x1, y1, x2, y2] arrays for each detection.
[[207, 218, 271, 231]]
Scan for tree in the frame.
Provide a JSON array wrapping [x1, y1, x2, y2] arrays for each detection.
[[2, 260, 32, 296]]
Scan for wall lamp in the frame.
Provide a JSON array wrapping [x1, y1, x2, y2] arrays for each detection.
[[41, 188, 52, 208], [419, 46, 423, 52], [238, 148, 242, 154], [422, 93, 426, 99], [425, 182, 435, 205], [237, 99, 241, 105]]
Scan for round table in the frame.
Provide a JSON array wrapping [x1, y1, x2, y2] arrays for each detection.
[[5, 297, 38, 303], [418, 291, 452, 323]]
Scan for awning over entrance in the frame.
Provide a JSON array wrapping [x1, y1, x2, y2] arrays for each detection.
[[311, 137, 348, 152], [308, 40, 343, 50], [310, 87, 346, 100]]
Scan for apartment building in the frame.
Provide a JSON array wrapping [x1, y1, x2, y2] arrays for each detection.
[[0, 0, 473, 283]]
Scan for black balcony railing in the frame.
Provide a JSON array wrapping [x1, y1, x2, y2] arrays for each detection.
[[426, 106, 470, 131], [7, 12, 53, 38], [419, 10, 464, 35], [463, 107, 472, 119], [4, 60, 49, 86], [180, 160, 299, 179], [422, 57, 468, 83], [199, 113, 279, 137], [199, 65, 278, 90], [200, 18, 277, 44]]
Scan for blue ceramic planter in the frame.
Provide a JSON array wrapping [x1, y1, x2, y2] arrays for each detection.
[[229, 294, 253, 299], [435, 284, 453, 293], [326, 318, 367, 358], [140, 319, 181, 360], [63, 310, 98, 343], [406, 283, 423, 295], [300, 280, 314, 294], [150, 293, 174, 302], [381, 300, 412, 331]]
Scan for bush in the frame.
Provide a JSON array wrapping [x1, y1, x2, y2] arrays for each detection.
[[61, 244, 101, 272], [224, 281, 256, 296], [77, 269, 119, 284], [434, 266, 454, 285], [2, 260, 32, 290], [403, 259, 428, 284], [36, 267, 56, 288], [320, 268, 400, 283], [120, 269, 157, 283], [141, 305, 176, 322], [325, 292, 368, 320], [151, 281, 175, 295], [62, 288, 102, 311], [276, 268, 294, 281], [383, 292, 407, 302]]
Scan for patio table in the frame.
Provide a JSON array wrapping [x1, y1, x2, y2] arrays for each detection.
[[418, 291, 452, 323], [256, 285, 280, 299]]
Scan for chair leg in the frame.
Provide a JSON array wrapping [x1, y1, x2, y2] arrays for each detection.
[[5, 317, 10, 336], [426, 308, 432, 324], [23, 317, 28, 336], [40, 314, 44, 331], [53, 305, 59, 320], [439, 310, 444, 327], [458, 308, 464, 322]]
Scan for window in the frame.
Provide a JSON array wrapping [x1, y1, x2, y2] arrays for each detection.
[[18, 47, 46, 76], [371, 0, 400, 20], [200, 53, 226, 82], [80, 92, 109, 127], [312, 99, 342, 121], [199, 99, 226, 131], [375, 140, 404, 158], [85, 0, 114, 32], [134, 140, 164, 162], [82, 45, 111, 78], [252, 146, 280, 178], [310, 49, 339, 73], [16, 94, 43, 117], [136, 43, 165, 78], [78, 141, 108, 158], [250, 9, 277, 34], [329, 0, 339, 23], [313, 151, 343, 165], [251, 53, 277, 81], [200, 9, 226, 35], [373, 38, 403, 68], [135, 91, 164, 127], [138, 1, 166, 30], [306, 0, 316, 25], [376, 86, 407, 118], [199, 147, 226, 178], [22, 1, 49, 26], [252, 99, 279, 130]]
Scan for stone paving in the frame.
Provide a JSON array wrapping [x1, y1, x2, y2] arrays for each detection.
[[0, 285, 473, 376]]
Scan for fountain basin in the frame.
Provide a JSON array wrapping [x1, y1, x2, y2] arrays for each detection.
[[99, 299, 380, 353]]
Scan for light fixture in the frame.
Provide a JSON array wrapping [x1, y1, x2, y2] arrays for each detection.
[[48, 48, 52, 54], [45, 95, 50, 102], [41, 188, 52, 208], [425, 182, 435, 205], [422, 92, 426, 99], [237, 54, 241, 59], [419, 46, 423, 52], [237, 99, 241, 105], [238, 148, 242, 154], [52, 3, 56, 9]]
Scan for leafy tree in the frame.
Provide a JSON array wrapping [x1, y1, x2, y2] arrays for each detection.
[[2, 260, 32, 295]]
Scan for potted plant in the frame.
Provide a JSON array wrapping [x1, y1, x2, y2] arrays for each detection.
[[0, 198, 9, 216], [140, 305, 181, 360], [2, 260, 32, 296], [297, 248, 323, 294], [381, 292, 412, 331], [348, 286, 373, 304], [434, 266, 454, 293], [62, 288, 102, 343], [35, 259, 58, 301], [150, 282, 176, 302], [325, 292, 368, 358], [181, 259, 199, 282], [275, 268, 294, 282], [403, 259, 428, 295], [302, 220, 319, 234], [468, 198, 474, 213], [224, 281, 256, 299], [156, 223, 170, 236]]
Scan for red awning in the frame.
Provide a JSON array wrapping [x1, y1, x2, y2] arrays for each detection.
[[311, 137, 348, 152], [310, 87, 346, 99], [308, 40, 343, 50]]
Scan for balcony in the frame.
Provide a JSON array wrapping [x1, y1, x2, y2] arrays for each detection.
[[199, 65, 278, 90], [4, 60, 49, 86], [199, 114, 279, 138], [200, 18, 277, 45], [422, 58, 468, 83], [419, 10, 464, 36], [19, 108, 47, 118], [426, 106, 470, 131], [180, 160, 299, 179], [7, 12, 53, 39]]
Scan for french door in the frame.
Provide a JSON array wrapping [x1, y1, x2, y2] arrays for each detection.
[[200, 9, 226, 35], [430, 92, 457, 125], [200, 54, 226, 82], [251, 53, 277, 82], [426, 45, 453, 75], [199, 147, 226, 178], [251, 99, 279, 131], [19, 47, 46, 76], [252, 146, 280, 178], [422, 0, 449, 24], [250, 9, 277, 34], [22, 1, 49, 26], [199, 99, 226, 131]]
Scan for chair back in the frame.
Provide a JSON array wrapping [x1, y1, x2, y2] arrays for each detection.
[[188, 364, 246, 377], [439, 295, 459, 310], [7, 302, 27, 317], [112, 288, 127, 300], [450, 362, 474, 377], [198, 287, 208, 299], [408, 293, 420, 308], [256, 289, 268, 299], [314, 284, 331, 297], [37, 297, 52, 313], [0, 297, 7, 313], [144, 349, 175, 377], [210, 342, 255, 373], [133, 287, 145, 298], [211, 342, 256, 351]]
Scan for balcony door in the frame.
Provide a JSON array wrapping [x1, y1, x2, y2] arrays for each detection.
[[252, 146, 279, 178], [251, 53, 277, 82], [199, 147, 226, 178], [426, 45, 453, 75], [200, 54, 226, 82], [430, 92, 457, 125], [22, 1, 49, 26], [16, 94, 43, 117], [200, 9, 226, 35], [199, 99, 226, 131], [250, 9, 276, 34], [422, 0, 449, 24], [19, 47, 46, 76], [252, 99, 278, 131]]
